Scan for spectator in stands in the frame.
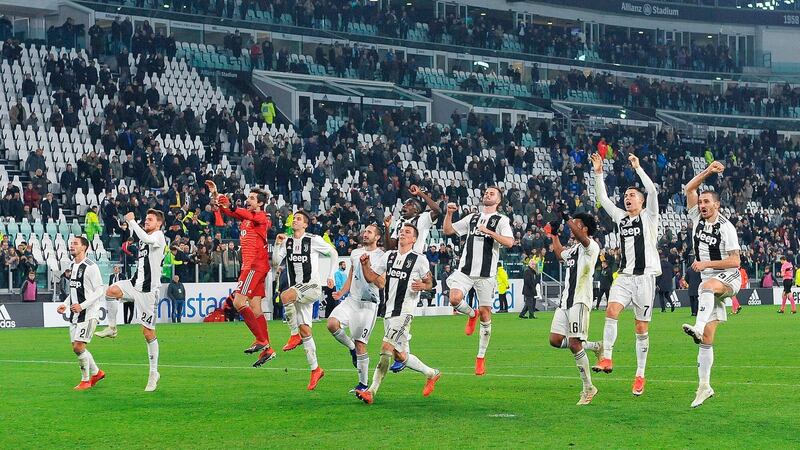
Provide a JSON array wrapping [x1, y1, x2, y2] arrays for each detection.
[[85, 206, 101, 242], [40, 192, 60, 225], [59, 163, 76, 208], [222, 242, 240, 282], [21, 74, 36, 105], [25, 148, 46, 179], [32, 169, 49, 197], [168, 274, 186, 323], [0, 240, 11, 289], [23, 182, 41, 210], [20, 271, 38, 302], [8, 98, 27, 129], [13, 242, 34, 288]]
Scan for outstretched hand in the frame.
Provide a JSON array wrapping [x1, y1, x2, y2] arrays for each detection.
[[590, 153, 603, 174], [628, 153, 640, 169]]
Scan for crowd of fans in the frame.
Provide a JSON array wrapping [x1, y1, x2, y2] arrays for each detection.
[[549, 70, 800, 118], [96, 0, 740, 73]]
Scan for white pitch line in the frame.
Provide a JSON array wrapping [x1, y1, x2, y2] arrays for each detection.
[[0, 359, 796, 388]]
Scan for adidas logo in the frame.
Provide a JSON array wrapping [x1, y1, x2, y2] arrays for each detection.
[[0, 304, 17, 328], [747, 290, 761, 306]]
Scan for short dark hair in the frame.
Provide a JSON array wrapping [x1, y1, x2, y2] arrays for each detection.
[[625, 186, 645, 199], [294, 210, 311, 224], [699, 190, 720, 202], [365, 222, 381, 235], [402, 222, 419, 238], [74, 235, 90, 249], [147, 208, 165, 223], [250, 188, 268, 206], [574, 212, 597, 237], [486, 186, 503, 204]]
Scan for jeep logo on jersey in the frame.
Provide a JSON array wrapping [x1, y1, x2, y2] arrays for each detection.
[[0, 305, 16, 328], [748, 290, 761, 305], [564, 258, 576, 268], [288, 254, 308, 263], [620, 226, 641, 237], [695, 231, 719, 246], [388, 268, 409, 280], [140, 246, 149, 257], [69, 280, 83, 288]]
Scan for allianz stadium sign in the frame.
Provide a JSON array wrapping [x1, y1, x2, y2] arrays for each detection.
[[620, 2, 679, 17]]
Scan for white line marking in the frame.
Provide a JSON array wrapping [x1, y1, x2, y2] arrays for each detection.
[[0, 360, 794, 387]]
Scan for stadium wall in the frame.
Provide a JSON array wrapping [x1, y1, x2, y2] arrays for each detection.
[[1, 287, 791, 329]]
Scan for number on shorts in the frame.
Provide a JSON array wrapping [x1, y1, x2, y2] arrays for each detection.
[[235, 281, 243, 292], [141, 312, 153, 325], [361, 328, 369, 339], [385, 328, 399, 340], [571, 322, 579, 333], [643, 305, 650, 317], [79, 328, 86, 338]]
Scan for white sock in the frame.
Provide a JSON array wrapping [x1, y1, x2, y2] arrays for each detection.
[[477, 321, 491, 358], [77, 351, 91, 381], [635, 333, 649, 377], [695, 289, 715, 330], [574, 349, 593, 390], [453, 300, 475, 317], [146, 338, 159, 373], [85, 350, 99, 376], [698, 344, 713, 386], [332, 328, 355, 350], [356, 353, 369, 386], [302, 335, 318, 370], [404, 353, 436, 378], [106, 299, 118, 328], [602, 318, 618, 359], [284, 302, 299, 335], [583, 341, 600, 352], [368, 352, 391, 394]]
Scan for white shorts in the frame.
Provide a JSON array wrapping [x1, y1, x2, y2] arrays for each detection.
[[608, 274, 656, 321], [702, 271, 742, 299], [447, 271, 497, 308], [114, 279, 159, 330], [289, 282, 323, 304], [550, 304, 590, 341], [330, 299, 378, 344], [383, 314, 413, 353], [70, 319, 98, 343]]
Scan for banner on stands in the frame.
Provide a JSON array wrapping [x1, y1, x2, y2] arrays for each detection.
[[0, 303, 44, 328]]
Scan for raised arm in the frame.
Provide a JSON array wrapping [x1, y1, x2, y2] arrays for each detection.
[[566, 218, 591, 248], [685, 161, 725, 211], [410, 185, 441, 220], [629, 154, 658, 213], [548, 223, 565, 261], [383, 215, 397, 250], [125, 213, 160, 245], [591, 153, 626, 222], [443, 203, 466, 236]]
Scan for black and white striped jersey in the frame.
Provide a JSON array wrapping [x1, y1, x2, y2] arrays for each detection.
[[372, 249, 431, 318], [273, 233, 336, 286], [127, 220, 166, 293], [66, 257, 104, 324], [451, 212, 513, 278], [391, 211, 434, 254], [595, 167, 661, 276], [559, 241, 600, 309], [688, 206, 740, 277]]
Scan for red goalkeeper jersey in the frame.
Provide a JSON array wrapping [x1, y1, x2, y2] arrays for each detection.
[[219, 207, 271, 272]]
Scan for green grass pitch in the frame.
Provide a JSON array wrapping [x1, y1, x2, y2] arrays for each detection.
[[1, 307, 798, 449]]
